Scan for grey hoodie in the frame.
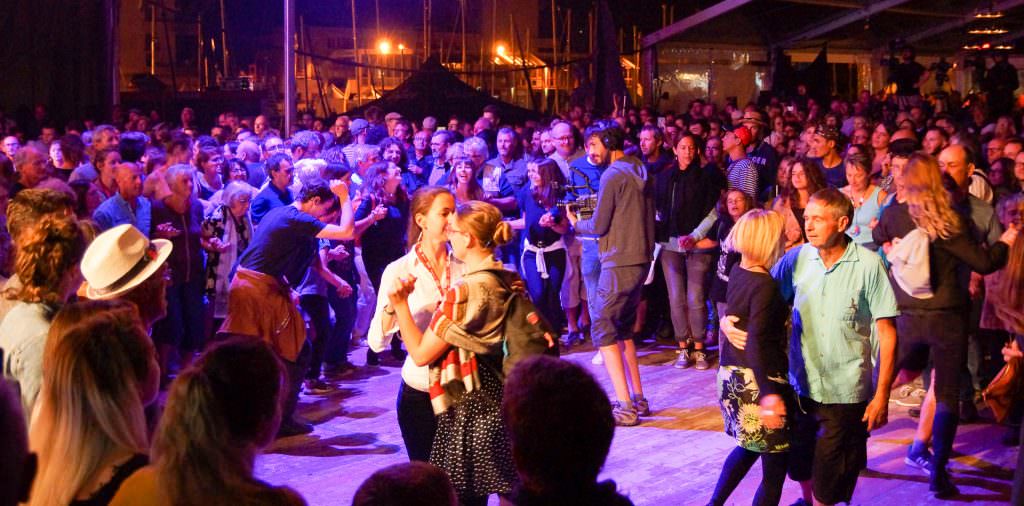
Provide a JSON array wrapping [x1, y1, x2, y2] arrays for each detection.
[[574, 155, 655, 268]]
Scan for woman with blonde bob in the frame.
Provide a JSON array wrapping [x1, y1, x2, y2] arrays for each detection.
[[873, 153, 1017, 498], [28, 299, 158, 506], [111, 337, 304, 506], [709, 209, 793, 506], [386, 201, 530, 506]]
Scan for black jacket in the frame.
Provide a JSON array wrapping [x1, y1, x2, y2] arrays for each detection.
[[653, 161, 724, 243]]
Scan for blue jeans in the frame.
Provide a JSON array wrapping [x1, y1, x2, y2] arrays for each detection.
[[325, 283, 358, 366], [580, 239, 602, 308], [153, 275, 207, 352], [521, 248, 567, 329]]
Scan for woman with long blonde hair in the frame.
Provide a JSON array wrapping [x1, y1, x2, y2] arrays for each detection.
[[28, 299, 158, 506], [873, 153, 1018, 498], [111, 338, 304, 506]]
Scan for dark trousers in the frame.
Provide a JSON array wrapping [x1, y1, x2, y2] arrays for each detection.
[[896, 310, 967, 475], [521, 248, 567, 330], [282, 340, 313, 422], [396, 381, 437, 462], [153, 276, 207, 352], [300, 294, 331, 380], [365, 264, 402, 362], [325, 282, 357, 366], [789, 397, 869, 505]]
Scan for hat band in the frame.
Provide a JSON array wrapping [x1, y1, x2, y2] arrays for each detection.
[[93, 244, 160, 296]]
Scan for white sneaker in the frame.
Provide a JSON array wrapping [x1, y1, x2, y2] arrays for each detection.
[[592, 351, 604, 365]]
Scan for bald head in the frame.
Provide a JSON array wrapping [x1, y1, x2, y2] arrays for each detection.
[[551, 122, 575, 157], [115, 162, 144, 200], [937, 144, 973, 190]]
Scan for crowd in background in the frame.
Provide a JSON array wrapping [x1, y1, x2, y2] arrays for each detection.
[[0, 47, 1023, 505]]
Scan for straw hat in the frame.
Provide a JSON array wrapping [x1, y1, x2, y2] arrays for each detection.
[[80, 224, 173, 300]]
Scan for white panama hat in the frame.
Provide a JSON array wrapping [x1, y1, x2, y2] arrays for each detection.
[[80, 224, 173, 300]]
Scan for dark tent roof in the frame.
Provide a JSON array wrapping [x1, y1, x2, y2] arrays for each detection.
[[343, 57, 541, 124]]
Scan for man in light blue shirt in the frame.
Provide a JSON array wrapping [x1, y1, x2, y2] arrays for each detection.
[[92, 163, 151, 236], [723, 188, 898, 506]]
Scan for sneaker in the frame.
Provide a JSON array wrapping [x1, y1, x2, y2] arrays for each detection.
[[304, 379, 334, 396], [693, 350, 711, 370], [674, 348, 693, 369], [632, 395, 651, 416], [904, 446, 934, 476], [366, 349, 380, 367], [895, 387, 926, 407], [322, 361, 356, 379], [276, 417, 314, 438], [612, 401, 640, 427], [592, 351, 604, 365]]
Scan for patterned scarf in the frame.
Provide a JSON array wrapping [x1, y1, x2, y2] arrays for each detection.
[[428, 347, 480, 415]]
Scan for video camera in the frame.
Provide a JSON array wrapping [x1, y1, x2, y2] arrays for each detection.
[[555, 166, 599, 220]]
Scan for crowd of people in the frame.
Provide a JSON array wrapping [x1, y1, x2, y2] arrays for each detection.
[[1, 54, 1024, 504]]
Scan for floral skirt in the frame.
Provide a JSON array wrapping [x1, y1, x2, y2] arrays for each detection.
[[717, 366, 792, 453]]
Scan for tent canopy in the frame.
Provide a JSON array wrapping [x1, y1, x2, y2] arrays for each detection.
[[342, 57, 542, 124]]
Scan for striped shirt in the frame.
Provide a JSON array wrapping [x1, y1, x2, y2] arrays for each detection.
[[726, 158, 758, 199]]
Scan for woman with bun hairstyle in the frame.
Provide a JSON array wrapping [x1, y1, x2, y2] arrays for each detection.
[[384, 200, 524, 506]]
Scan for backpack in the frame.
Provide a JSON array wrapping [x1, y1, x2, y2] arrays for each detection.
[[479, 269, 560, 377]]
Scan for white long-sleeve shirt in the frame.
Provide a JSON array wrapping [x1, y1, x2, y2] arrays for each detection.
[[368, 247, 464, 391]]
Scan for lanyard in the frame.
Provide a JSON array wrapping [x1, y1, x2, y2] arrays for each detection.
[[415, 242, 451, 299]]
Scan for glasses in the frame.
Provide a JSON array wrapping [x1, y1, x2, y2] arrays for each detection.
[[266, 144, 284, 151]]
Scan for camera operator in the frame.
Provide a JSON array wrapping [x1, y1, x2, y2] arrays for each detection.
[[557, 125, 609, 347], [567, 123, 656, 427], [888, 45, 930, 111]]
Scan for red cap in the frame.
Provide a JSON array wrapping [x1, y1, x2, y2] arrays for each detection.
[[732, 126, 753, 147]]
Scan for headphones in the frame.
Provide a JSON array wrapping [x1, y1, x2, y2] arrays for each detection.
[[596, 121, 625, 151]]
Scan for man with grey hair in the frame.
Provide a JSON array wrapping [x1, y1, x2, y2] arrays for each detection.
[[427, 130, 454, 186], [548, 121, 582, 180], [11, 142, 72, 198], [722, 188, 898, 506], [421, 116, 438, 136]]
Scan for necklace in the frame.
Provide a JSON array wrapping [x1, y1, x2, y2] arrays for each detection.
[[415, 242, 451, 299]]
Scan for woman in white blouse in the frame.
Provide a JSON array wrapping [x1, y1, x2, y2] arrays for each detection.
[[367, 186, 462, 461]]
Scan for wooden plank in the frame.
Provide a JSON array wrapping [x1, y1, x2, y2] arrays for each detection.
[[255, 342, 1017, 505]]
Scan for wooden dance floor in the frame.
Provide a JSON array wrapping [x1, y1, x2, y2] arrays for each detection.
[[256, 342, 1017, 505]]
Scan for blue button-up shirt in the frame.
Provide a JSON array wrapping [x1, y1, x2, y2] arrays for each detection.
[[772, 240, 899, 404], [92, 193, 152, 237]]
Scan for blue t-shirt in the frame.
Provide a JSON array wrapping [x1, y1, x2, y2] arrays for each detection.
[[516, 186, 563, 247], [567, 156, 603, 197], [239, 205, 326, 286]]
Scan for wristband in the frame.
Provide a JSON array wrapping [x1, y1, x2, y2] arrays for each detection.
[[383, 304, 396, 316]]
